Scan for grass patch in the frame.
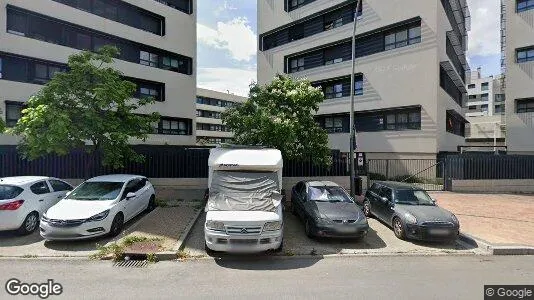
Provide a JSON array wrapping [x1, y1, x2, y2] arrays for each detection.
[[155, 198, 168, 207], [90, 236, 163, 262], [146, 253, 158, 263], [284, 249, 295, 256]]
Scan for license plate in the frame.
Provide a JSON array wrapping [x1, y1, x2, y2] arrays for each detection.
[[429, 228, 450, 235]]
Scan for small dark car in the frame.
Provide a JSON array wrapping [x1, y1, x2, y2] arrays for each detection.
[[291, 181, 369, 239], [363, 181, 459, 242]]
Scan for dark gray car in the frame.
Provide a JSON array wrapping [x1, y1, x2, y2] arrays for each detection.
[[291, 181, 369, 239], [363, 182, 459, 242]]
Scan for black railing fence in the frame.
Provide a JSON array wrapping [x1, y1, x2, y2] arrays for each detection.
[[444, 154, 534, 180], [0, 146, 348, 179]]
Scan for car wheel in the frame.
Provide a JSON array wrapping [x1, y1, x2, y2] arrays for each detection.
[[393, 217, 406, 240], [109, 213, 124, 237], [363, 201, 372, 217], [18, 212, 39, 235], [305, 220, 314, 239], [291, 202, 297, 216], [146, 195, 156, 212]]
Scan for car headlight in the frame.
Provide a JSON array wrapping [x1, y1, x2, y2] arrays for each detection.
[[263, 221, 282, 232], [86, 210, 110, 222], [450, 214, 459, 225], [404, 213, 417, 224], [205, 220, 225, 232]]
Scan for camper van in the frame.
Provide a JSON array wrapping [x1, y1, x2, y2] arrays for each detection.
[[204, 146, 284, 253]]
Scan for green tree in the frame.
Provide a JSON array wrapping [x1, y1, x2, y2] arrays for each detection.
[[222, 74, 332, 166], [9, 46, 160, 171], [0, 118, 5, 133]]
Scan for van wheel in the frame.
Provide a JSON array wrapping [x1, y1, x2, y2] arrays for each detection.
[[18, 212, 39, 235]]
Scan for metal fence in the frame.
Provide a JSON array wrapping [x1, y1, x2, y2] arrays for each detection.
[[0, 145, 348, 179], [444, 154, 534, 180], [367, 159, 444, 191]]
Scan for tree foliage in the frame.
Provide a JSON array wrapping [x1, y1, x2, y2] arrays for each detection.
[[9, 46, 160, 169], [222, 75, 331, 166]]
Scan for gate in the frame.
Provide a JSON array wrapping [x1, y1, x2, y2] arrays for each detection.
[[367, 159, 445, 191]]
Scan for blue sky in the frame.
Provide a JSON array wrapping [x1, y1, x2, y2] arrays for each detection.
[[197, 0, 502, 96]]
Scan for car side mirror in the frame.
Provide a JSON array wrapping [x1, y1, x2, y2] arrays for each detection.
[[126, 192, 136, 200]]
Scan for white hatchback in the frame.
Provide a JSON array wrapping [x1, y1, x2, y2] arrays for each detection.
[[40, 174, 156, 241], [0, 176, 74, 235]]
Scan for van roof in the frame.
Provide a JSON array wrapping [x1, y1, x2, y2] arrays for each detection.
[[209, 147, 283, 171]]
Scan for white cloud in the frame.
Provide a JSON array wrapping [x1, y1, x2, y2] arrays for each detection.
[[467, 0, 501, 57], [197, 67, 256, 97], [214, 1, 238, 15], [198, 17, 257, 62]]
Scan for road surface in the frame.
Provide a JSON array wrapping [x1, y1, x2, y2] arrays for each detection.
[[0, 256, 532, 299]]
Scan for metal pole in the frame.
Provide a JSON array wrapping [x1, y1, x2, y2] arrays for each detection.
[[349, 0, 362, 198]]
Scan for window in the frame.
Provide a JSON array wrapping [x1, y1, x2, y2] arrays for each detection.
[[481, 93, 489, 101], [440, 66, 463, 106], [134, 80, 164, 102], [197, 110, 222, 119], [315, 75, 363, 99], [287, 0, 315, 11], [468, 105, 477, 111], [468, 84, 475, 89], [495, 104, 505, 113], [30, 181, 51, 195], [49, 180, 73, 192], [290, 58, 305, 73], [33, 63, 62, 84], [446, 111, 466, 137], [154, 0, 192, 14], [481, 104, 489, 112], [0, 58, 3, 79], [517, 98, 534, 113], [517, 0, 534, 12], [154, 117, 191, 135], [468, 95, 477, 100], [495, 94, 506, 102], [517, 47, 534, 63], [6, 6, 191, 75], [481, 82, 489, 91], [324, 117, 344, 133], [384, 25, 421, 51], [5, 102, 24, 127]]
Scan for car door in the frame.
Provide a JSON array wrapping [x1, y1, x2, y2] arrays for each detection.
[[367, 184, 384, 219], [373, 185, 389, 222], [291, 182, 305, 218], [132, 178, 150, 215], [121, 179, 140, 221], [48, 179, 73, 206], [381, 187, 395, 223], [295, 182, 308, 219], [29, 181, 57, 215]]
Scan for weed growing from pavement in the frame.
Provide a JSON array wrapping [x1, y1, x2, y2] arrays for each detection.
[[285, 249, 295, 256], [155, 198, 168, 207], [176, 250, 191, 259], [21, 254, 38, 258], [146, 253, 158, 263], [90, 236, 163, 262]]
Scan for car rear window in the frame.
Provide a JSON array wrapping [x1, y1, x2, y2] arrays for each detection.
[[0, 185, 24, 200]]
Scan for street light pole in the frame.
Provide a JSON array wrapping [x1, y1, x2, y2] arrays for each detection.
[[349, 0, 362, 198]]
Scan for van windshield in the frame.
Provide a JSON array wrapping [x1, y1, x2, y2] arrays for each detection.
[[208, 171, 280, 211]]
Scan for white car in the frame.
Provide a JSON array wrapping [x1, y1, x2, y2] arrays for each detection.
[[40, 174, 156, 241], [0, 176, 74, 235]]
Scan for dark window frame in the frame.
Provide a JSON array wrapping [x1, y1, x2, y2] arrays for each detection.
[[196, 110, 222, 119], [196, 96, 235, 107], [468, 84, 475, 89], [446, 111, 466, 137], [516, 98, 534, 113], [517, 0, 534, 12], [312, 74, 364, 99], [440, 66, 463, 106], [6, 6, 192, 75], [5, 101, 25, 128], [153, 0, 192, 14], [517, 46, 534, 63], [154, 117, 192, 136]]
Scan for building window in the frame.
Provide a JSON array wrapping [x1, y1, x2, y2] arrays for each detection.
[[0, 58, 3, 79], [324, 117, 344, 133], [384, 25, 421, 51], [517, 0, 534, 12], [446, 111, 466, 137], [140, 51, 158, 67], [468, 95, 477, 100], [481, 93, 489, 101], [197, 110, 222, 119], [287, 0, 316, 11], [481, 82, 489, 91], [153, 0, 192, 14], [5, 102, 24, 127], [289, 58, 305, 73], [517, 47, 534, 63], [440, 66, 463, 106], [468, 105, 477, 111], [314, 75, 363, 99], [481, 104, 488, 112], [135, 80, 164, 102], [468, 84, 475, 89], [196, 96, 235, 107], [6, 6, 192, 75], [495, 94, 506, 102], [495, 104, 505, 113], [33, 63, 63, 84], [197, 123, 229, 132], [517, 98, 534, 113], [154, 117, 191, 135]]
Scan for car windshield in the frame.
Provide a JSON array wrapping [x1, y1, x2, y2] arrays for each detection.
[[68, 182, 124, 201], [0, 185, 24, 200], [395, 189, 435, 206], [308, 186, 353, 203]]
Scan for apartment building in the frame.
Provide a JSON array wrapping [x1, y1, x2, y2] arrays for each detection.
[[503, 0, 534, 154], [257, 0, 470, 159], [196, 88, 247, 145], [465, 69, 506, 150], [0, 0, 196, 145]]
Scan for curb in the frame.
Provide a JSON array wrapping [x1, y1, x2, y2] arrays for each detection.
[[458, 233, 534, 256]]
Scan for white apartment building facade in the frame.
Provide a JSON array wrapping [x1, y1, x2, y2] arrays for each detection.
[[0, 0, 196, 145], [257, 0, 470, 160], [196, 88, 247, 145], [504, 0, 534, 154]]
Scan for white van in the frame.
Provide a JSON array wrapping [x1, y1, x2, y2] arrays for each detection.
[[204, 146, 284, 253]]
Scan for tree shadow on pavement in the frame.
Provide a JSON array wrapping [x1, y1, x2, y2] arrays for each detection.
[[0, 231, 43, 247], [214, 256, 322, 270]]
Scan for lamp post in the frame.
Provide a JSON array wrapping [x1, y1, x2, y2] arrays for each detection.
[[349, 0, 362, 198]]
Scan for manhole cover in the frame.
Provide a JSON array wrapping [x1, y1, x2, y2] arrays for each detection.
[[113, 260, 148, 268]]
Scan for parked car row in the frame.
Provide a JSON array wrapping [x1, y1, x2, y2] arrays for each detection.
[[0, 175, 156, 240]]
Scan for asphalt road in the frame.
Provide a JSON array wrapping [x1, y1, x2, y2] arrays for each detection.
[[0, 256, 532, 300]]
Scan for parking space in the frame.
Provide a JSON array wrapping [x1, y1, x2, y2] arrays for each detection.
[[183, 209, 479, 258], [0, 211, 148, 258]]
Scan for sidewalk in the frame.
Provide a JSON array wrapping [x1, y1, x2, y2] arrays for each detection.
[[429, 192, 534, 247]]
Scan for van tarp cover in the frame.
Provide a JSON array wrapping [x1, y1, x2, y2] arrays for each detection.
[[207, 171, 279, 212]]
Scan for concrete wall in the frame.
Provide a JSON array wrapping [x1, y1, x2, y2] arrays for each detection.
[[452, 179, 534, 193], [504, 0, 534, 153], [0, 0, 197, 145]]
